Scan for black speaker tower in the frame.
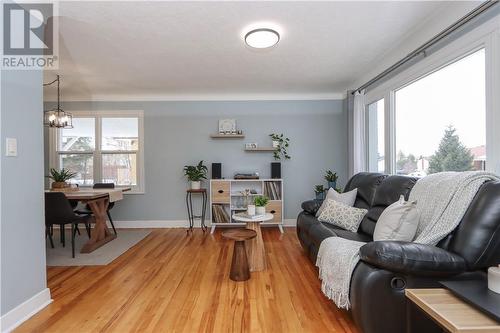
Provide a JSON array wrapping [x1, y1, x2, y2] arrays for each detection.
[[271, 162, 281, 179], [212, 163, 222, 179]]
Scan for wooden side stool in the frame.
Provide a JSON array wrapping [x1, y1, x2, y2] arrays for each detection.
[[222, 229, 257, 281]]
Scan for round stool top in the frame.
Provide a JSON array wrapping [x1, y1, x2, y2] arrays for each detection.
[[222, 229, 257, 241]]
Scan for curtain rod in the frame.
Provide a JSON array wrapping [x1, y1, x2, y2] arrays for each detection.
[[352, 0, 499, 95]]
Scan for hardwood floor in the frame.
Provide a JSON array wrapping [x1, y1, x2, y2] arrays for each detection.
[[17, 228, 358, 333]]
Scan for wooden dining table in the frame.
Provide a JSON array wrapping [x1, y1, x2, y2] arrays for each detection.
[[48, 187, 131, 253]]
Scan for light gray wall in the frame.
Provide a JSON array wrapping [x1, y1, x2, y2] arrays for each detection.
[[44, 100, 347, 222], [1, 70, 47, 315]]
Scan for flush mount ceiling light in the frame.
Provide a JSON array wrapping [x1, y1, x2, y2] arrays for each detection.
[[245, 28, 280, 48]]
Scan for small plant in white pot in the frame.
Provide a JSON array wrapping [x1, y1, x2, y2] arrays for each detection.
[[254, 195, 269, 215], [183, 160, 208, 190], [47, 168, 77, 189]]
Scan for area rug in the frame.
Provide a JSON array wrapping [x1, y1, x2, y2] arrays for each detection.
[[46, 229, 151, 266]]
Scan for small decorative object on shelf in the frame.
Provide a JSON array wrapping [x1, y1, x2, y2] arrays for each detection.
[[183, 160, 208, 190], [245, 142, 258, 149], [218, 119, 237, 134], [314, 185, 325, 200], [325, 170, 338, 189], [254, 195, 269, 215], [47, 168, 76, 189]]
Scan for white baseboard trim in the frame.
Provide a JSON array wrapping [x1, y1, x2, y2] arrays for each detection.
[[113, 219, 296, 229], [0, 288, 52, 333]]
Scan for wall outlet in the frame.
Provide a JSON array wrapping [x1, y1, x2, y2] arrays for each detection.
[[5, 138, 17, 157]]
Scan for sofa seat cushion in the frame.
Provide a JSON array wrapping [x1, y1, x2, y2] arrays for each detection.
[[321, 223, 373, 242]]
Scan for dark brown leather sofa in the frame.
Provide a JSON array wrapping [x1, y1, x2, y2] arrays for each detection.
[[297, 172, 500, 333]]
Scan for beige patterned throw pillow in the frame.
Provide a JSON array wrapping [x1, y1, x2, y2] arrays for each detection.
[[317, 199, 368, 232]]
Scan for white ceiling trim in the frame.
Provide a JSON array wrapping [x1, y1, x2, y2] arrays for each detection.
[[44, 92, 346, 102]]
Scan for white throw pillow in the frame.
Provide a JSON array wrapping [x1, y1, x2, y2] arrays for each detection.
[[316, 188, 358, 217], [317, 199, 367, 232], [373, 195, 420, 241]]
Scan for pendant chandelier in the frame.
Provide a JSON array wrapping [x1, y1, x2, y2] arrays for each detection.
[[43, 75, 73, 128]]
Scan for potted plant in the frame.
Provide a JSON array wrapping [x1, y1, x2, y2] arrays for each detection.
[[314, 185, 325, 200], [254, 195, 269, 215], [325, 170, 338, 189], [183, 160, 208, 190], [269, 133, 291, 179], [47, 168, 77, 189]]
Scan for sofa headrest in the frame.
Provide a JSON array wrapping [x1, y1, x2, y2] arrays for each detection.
[[444, 180, 500, 270], [344, 172, 387, 210], [359, 175, 417, 236]]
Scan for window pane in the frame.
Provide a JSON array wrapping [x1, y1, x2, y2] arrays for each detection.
[[102, 153, 137, 186], [367, 99, 385, 172], [59, 118, 95, 152], [395, 49, 485, 177], [102, 118, 139, 151], [60, 154, 94, 185]]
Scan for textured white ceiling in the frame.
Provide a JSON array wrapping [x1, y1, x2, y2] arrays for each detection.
[[44, 1, 470, 101]]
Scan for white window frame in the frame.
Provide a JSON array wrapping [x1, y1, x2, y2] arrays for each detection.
[[49, 110, 145, 194], [364, 16, 500, 175]]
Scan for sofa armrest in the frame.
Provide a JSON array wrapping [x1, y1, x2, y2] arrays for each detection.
[[359, 241, 467, 277], [301, 199, 323, 215]]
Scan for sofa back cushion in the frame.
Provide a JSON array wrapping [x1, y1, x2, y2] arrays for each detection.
[[358, 175, 417, 236], [443, 181, 500, 270], [344, 173, 387, 210]]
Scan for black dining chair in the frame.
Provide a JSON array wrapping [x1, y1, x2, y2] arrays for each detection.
[[75, 183, 117, 235], [45, 192, 93, 258]]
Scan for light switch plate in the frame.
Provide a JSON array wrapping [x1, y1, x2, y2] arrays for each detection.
[[6, 138, 17, 157]]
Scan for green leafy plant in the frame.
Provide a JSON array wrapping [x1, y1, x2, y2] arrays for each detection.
[[269, 133, 291, 161], [47, 168, 77, 182], [324, 170, 338, 182], [314, 185, 325, 194], [183, 160, 208, 181], [254, 195, 269, 207]]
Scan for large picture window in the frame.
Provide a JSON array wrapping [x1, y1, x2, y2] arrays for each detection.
[[51, 111, 144, 192], [394, 49, 485, 176]]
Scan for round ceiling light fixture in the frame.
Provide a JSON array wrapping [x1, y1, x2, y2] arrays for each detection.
[[245, 28, 280, 48]]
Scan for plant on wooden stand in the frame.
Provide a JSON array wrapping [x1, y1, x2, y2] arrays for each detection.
[[254, 195, 269, 215], [183, 160, 208, 189], [47, 168, 77, 189]]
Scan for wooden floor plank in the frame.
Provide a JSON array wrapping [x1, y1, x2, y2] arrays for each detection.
[[16, 228, 358, 333]]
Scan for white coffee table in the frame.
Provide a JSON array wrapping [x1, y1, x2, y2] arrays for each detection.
[[232, 213, 273, 271]]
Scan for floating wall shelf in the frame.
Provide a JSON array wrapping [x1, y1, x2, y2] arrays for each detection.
[[210, 134, 245, 139], [244, 147, 276, 152]]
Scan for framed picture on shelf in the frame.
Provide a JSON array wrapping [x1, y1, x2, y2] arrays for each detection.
[[245, 142, 258, 149], [218, 119, 236, 134]]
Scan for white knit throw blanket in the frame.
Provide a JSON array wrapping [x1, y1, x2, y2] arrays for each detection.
[[316, 171, 498, 310]]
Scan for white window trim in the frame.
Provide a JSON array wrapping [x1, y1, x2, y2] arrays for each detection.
[[49, 110, 145, 194], [363, 15, 500, 174]]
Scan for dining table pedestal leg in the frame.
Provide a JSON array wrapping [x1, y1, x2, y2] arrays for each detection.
[[80, 197, 117, 253]]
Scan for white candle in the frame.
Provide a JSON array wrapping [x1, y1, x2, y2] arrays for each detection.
[[487, 265, 500, 294], [247, 205, 256, 216]]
